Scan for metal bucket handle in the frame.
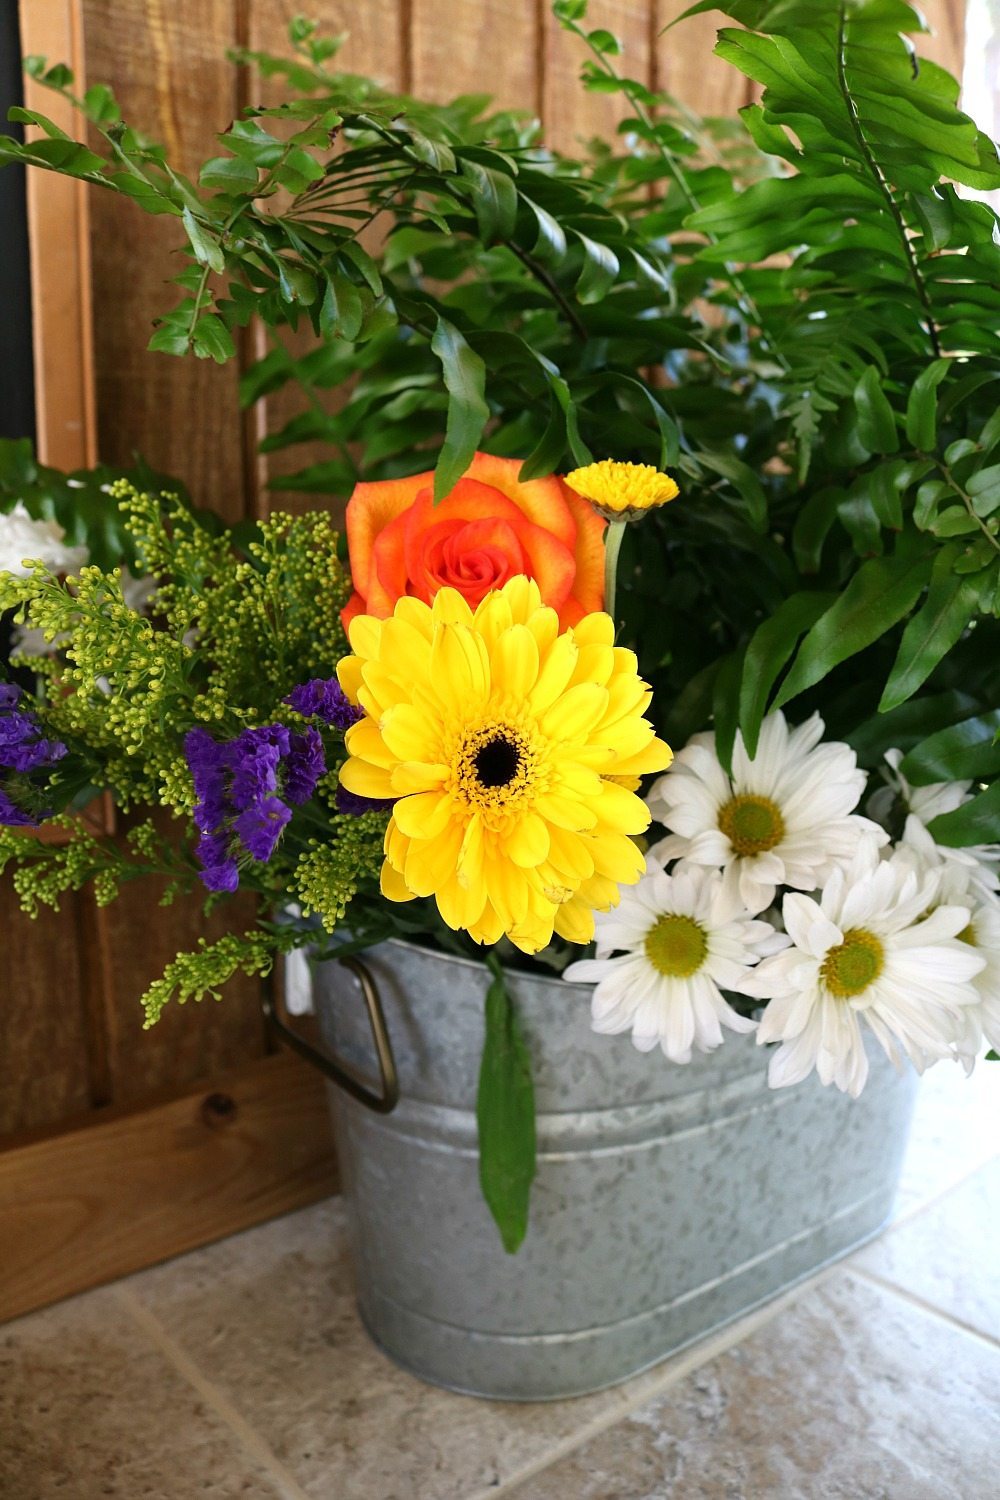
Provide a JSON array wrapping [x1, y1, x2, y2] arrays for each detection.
[[263, 954, 400, 1114]]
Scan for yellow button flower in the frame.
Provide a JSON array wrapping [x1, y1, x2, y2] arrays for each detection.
[[337, 577, 672, 953], [564, 460, 680, 523]]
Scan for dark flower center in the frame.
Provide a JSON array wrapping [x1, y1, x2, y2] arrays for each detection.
[[474, 735, 521, 788]]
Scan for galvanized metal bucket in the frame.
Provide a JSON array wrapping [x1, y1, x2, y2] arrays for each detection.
[[299, 937, 916, 1401]]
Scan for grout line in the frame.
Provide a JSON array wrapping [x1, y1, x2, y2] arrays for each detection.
[[846, 1266, 1000, 1353], [887, 1151, 1000, 1233], [465, 1267, 835, 1500], [114, 1286, 313, 1500]]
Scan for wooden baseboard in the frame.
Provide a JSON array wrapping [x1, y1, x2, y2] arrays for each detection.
[[0, 1051, 338, 1324]]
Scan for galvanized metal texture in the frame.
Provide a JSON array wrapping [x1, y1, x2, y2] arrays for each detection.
[[314, 938, 917, 1401]]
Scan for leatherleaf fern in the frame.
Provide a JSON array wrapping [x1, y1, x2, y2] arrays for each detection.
[[3, 0, 1000, 845]]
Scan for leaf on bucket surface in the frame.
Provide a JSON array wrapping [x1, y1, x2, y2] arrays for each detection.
[[476, 955, 536, 1254]]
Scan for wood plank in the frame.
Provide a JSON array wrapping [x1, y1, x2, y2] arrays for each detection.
[[918, 0, 967, 86], [18, 0, 97, 472], [101, 828, 267, 1105], [0, 890, 92, 1135], [412, 0, 539, 111], [656, 2, 753, 118], [543, 0, 651, 156], [80, 0, 247, 521], [0, 1051, 338, 1323]]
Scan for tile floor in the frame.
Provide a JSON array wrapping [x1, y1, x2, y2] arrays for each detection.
[[2, 1063, 997, 1500]]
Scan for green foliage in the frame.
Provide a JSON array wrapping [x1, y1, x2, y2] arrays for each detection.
[[476, 955, 536, 1254], [292, 811, 389, 933], [4, 0, 1000, 848], [140, 926, 300, 1027]]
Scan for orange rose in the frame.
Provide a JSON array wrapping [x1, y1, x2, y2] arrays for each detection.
[[341, 452, 606, 631]]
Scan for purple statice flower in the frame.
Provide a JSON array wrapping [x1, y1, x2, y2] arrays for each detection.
[[284, 677, 362, 730], [195, 831, 239, 893], [184, 727, 228, 833], [0, 787, 39, 827], [335, 783, 395, 818], [0, 683, 67, 774], [233, 796, 292, 862], [0, 682, 67, 825], [284, 727, 325, 805], [227, 725, 290, 810], [183, 720, 327, 892]]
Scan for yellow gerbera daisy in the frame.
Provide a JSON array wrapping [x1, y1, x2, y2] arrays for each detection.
[[337, 577, 672, 953]]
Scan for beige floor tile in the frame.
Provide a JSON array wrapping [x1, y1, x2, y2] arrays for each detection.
[[0, 1287, 286, 1500], [853, 1159, 1000, 1342], [499, 1272, 1000, 1500], [121, 1200, 636, 1500], [893, 1062, 999, 1217]]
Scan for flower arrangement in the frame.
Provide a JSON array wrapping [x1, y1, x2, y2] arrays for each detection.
[[3, 1, 1000, 1249]]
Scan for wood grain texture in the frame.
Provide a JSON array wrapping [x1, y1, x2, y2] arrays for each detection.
[[0, 1051, 337, 1323], [0, 891, 91, 1135], [543, 0, 651, 156], [412, 0, 540, 111], [656, 2, 754, 117], [18, 0, 97, 472], [101, 820, 267, 1104], [81, 0, 247, 520]]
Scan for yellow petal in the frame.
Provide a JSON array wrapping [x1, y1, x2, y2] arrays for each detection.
[[490, 624, 539, 703], [348, 614, 383, 662], [596, 779, 651, 834], [338, 758, 395, 798], [431, 586, 475, 627], [429, 623, 491, 714], [529, 633, 579, 715], [392, 790, 455, 839], [553, 896, 595, 945], [404, 821, 463, 897], [381, 860, 415, 903], [380, 702, 443, 762], [390, 760, 451, 795], [502, 810, 550, 867], [346, 716, 395, 768], [336, 655, 363, 703], [570, 612, 615, 648], [535, 791, 598, 831], [540, 682, 608, 741]]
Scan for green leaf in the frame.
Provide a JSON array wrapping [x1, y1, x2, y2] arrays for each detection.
[[319, 273, 364, 341], [904, 358, 952, 451], [713, 649, 745, 776], [967, 465, 1000, 519], [853, 366, 899, 455], [574, 231, 619, 304], [191, 313, 236, 363], [697, 451, 767, 532], [430, 317, 489, 502], [927, 780, 1000, 848], [901, 711, 1000, 786], [524, 196, 567, 264], [459, 158, 518, 242], [792, 486, 846, 573], [199, 155, 259, 192], [476, 958, 536, 1255], [879, 547, 978, 712], [774, 550, 933, 709], [181, 206, 226, 273], [739, 592, 836, 758]]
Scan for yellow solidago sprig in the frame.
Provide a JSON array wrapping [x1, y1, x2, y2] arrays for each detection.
[[336, 577, 672, 953], [565, 460, 680, 626]]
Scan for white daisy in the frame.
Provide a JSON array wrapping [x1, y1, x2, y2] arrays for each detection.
[[647, 710, 885, 915], [922, 861, 1000, 1068], [738, 840, 986, 1098], [564, 858, 786, 1064], [870, 747, 1000, 900], [0, 500, 88, 578]]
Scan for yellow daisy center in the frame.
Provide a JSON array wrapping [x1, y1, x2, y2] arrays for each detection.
[[452, 718, 541, 823], [821, 928, 885, 998], [564, 460, 680, 522], [718, 794, 786, 857], [645, 914, 708, 979]]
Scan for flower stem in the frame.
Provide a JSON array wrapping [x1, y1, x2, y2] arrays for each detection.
[[604, 520, 626, 627]]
